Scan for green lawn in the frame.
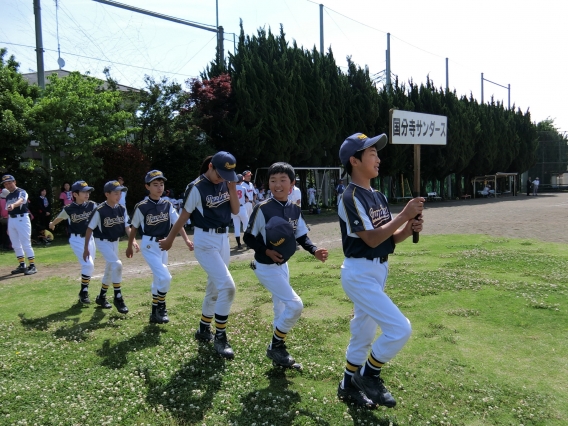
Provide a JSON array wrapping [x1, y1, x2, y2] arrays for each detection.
[[0, 235, 566, 425]]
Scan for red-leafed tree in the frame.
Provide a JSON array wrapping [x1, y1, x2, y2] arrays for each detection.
[[187, 73, 232, 150], [93, 143, 151, 211]]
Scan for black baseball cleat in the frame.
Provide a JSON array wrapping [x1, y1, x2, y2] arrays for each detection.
[[24, 265, 37, 275], [237, 243, 243, 249], [337, 382, 377, 409], [78, 291, 91, 304], [95, 295, 112, 309], [213, 333, 234, 359], [113, 297, 129, 314], [149, 304, 169, 324], [266, 342, 301, 369], [351, 369, 396, 408], [194, 328, 214, 342], [11, 264, 27, 274]]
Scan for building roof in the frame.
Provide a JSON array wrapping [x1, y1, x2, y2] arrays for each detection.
[[21, 69, 139, 92]]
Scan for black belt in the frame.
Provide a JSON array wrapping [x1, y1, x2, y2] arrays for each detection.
[[363, 255, 389, 263], [9, 213, 27, 218], [71, 233, 85, 237], [200, 227, 227, 234], [146, 235, 166, 241], [97, 237, 118, 242]]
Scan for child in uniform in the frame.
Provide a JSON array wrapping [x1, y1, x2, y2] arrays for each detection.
[[336, 133, 424, 408], [231, 174, 249, 249], [2, 174, 37, 275], [50, 181, 97, 304], [159, 152, 240, 359], [243, 162, 328, 368], [126, 170, 194, 324], [83, 180, 139, 314]]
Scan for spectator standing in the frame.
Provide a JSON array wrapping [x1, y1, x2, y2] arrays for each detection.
[[0, 188, 10, 250], [59, 182, 73, 207], [532, 177, 540, 196], [36, 188, 52, 230], [526, 177, 532, 196]]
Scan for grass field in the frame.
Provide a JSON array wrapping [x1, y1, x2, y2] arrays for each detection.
[[0, 234, 566, 425]]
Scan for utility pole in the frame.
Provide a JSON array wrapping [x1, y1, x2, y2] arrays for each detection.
[[33, 0, 45, 89], [385, 33, 391, 92], [319, 4, 324, 54]]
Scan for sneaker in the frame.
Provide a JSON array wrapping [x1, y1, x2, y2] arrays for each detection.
[[266, 342, 296, 367], [337, 382, 377, 409], [194, 328, 214, 342], [150, 304, 169, 324], [79, 291, 91, 304], [113, 297, 129, 314], [351, 369, 396, 408], [11, 264, 27, 274], [24, 265, 37, 275], [214, 334, 234, 359], [95, 295, 112, 309]]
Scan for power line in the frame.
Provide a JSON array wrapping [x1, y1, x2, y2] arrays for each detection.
[[0, 41, 199, 79]]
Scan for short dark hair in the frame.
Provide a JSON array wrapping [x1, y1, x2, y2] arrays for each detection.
[[267, 162, 295, 182], [344, 150, 364, 176]]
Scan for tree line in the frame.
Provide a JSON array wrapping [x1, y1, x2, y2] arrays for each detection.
[[1, 23, 561, 206]]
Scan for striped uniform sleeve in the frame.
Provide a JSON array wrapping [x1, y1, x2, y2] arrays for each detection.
[[87, 209, 101, 231], [56, 208, 70, 220], [339, 187, 374, 236], [182, 184, 201, 215], [168, 201, 180, 225], [130, 205, 144, 230]]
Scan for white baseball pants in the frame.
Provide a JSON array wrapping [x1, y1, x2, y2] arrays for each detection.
[[341, 257, 411, 365], [95, 238, 122, 284], [231, 205, 249, 237], [308, 194, 316, 205], [193, 228, 235, 317], [69, 234, 95, 276], [253, 261, 303, 333], [140, 235, 171, 294], [7, 214, 34, 259], [245, 202, 253, 217]]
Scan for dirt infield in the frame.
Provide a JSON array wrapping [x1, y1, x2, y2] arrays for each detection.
[[3, 192, 568, 281]]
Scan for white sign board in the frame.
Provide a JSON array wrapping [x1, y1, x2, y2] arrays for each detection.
[[390, 110, 447, 145]]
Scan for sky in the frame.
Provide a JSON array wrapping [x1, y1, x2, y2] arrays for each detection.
[[2, 0, 568, 134]]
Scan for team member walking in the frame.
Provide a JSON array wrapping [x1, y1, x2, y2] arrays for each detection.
[[336, 133, 424, 408], [50, 181, 98, 304], [160, 152, 240, 359], [244, 162, 328, 368], [241, 170, 255, 217], [232, 174, 249, 249], [126, 170, 194, 324], [2, 174, 37, 275], [83, 180, 139, 314]]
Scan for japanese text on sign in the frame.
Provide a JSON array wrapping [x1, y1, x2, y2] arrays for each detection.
[[390, 110, 447, 145]]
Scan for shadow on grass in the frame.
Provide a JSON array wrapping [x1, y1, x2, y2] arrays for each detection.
[[19, 303, 118, 340], [227, 367, 319, 425], [97, 323, 167, 369], [144, 342, 227, 424]]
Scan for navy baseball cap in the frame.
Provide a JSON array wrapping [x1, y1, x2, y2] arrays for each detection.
[[242, 170, 252, 176], [339, 133, 388, 168], [236, 174, 244, 183], [265, 216, 297, 264], [145, 170, 167, 183], [2, 174, 15, 184], [71, 180, 94, 192], [104, 180, 127, 193], [211, 151, 238, 182]]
